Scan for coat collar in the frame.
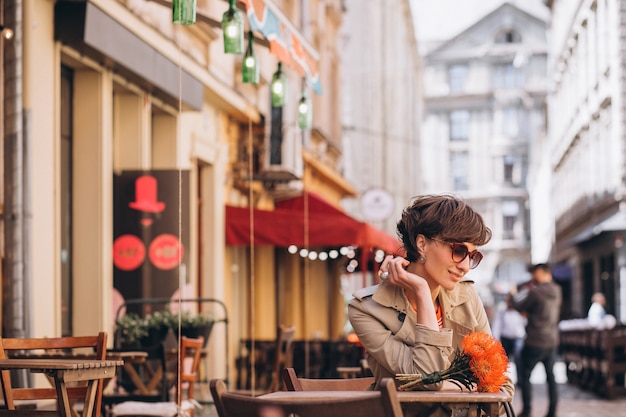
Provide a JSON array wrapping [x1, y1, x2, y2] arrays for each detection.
[[371, 279, 476, 312]]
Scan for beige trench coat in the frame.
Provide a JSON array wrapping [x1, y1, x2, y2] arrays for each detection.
[[348, 280, 515, 417]]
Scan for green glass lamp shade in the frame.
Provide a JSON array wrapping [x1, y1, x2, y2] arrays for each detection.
[[222, 0, 244, 54], [172, 0, 196, 25], [271, 63, 287, 107], [243, 32, 259, 84], [297, 94, 312, 130]]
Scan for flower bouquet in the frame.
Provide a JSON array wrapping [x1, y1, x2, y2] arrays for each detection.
[[396, 331, 508, 392]]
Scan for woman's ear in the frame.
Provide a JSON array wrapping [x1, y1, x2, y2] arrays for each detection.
[[415, 234, 427, 253]]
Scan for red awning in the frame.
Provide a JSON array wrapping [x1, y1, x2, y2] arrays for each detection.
[[225, 192, 401, 254]]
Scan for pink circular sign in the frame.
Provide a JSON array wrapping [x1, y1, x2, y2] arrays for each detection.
[[149, 233, 184, 270], [113, 234, 146, 271]]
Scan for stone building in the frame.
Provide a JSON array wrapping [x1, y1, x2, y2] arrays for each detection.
[[418, 2, 549, 303], [546, 0, 626, 320]]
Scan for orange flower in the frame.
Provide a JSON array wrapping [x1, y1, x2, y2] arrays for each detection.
[[461, 331, 502, 359], [396, 331, 509, 392]]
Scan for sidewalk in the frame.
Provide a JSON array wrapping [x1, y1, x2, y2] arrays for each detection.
[[510, 361, 626, 417]]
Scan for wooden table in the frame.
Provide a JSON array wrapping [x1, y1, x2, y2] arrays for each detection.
[[0, 358, 122, 417], [260, 389, 512, 417]]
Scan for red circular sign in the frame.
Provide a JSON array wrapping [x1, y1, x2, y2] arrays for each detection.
[[113, 234, 146, 271], [149, 234, 184, 270]]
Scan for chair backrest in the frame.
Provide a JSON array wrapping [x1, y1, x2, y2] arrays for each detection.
[[0, 332, 108, 417], [210, 377, 403, 417], [268, 325, 295, 392], [175, 336, 204, 402], [282, 368, 375, 391]]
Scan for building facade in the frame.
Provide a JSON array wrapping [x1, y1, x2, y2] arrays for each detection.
[[419, 2, 549, 305], [547, 0, 626, 320], [340, 0, 422, 238], [1, 0, 402, 385]]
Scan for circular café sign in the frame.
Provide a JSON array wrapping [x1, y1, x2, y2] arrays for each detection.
[[113, 234, 146, 271], [149, 233, 184, 270], [360, 188, 395, 222]]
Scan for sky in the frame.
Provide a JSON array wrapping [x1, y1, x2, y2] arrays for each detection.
[[410, 0, 550, 53]]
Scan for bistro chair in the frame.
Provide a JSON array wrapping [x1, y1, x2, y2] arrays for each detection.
[[102, 342, 169, 414], [109, 336, 204, 417], [210, 377, 403, 417], [282, 367, 374, 391], [0, 332, 108, 417], [234, 325, 295, 396]]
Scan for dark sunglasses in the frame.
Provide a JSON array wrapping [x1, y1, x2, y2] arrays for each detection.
[[431, 238, 483, 269]]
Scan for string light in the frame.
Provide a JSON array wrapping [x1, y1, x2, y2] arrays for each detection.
[[221, 0, 244, 54], [172, 0, 196, 25], [0, 25, 13, 40]]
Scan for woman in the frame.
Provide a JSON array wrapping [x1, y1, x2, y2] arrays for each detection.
[[348, 194, 514, 415]]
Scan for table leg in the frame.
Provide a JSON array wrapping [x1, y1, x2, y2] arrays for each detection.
[[122, 363, 150, 395], [52, 376, 73, 417], [80, 381, 98, 417]]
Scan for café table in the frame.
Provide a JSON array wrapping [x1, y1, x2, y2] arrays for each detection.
[[0, 358, 123, 417], [259, 389, 513, 417]]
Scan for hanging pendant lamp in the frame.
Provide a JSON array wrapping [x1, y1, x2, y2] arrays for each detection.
[[172, 0, 196, 25], [222, 0, 244, 54], [271, 62, 287, 107], [243, 31, 259, 84], [297, 89, 312, 130]]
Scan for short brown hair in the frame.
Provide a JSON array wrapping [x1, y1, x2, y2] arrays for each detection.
[[396, 194, 492, 263]]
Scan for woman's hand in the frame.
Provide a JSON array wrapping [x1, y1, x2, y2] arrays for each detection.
[[380, 255, 428, 292], [379, 255, 439, 329]]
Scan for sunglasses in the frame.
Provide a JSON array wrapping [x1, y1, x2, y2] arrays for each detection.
[[431, 238, 483, 269]]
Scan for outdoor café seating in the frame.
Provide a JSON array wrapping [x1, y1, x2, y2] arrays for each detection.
[[282, 367, 374, 391], [0, 332, 116, 417], [210, 377, 404, 417], [232, 325, 295, 396], [109, 336, 204, 417]]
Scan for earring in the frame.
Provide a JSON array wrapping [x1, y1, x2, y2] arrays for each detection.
[[418, 255, 426, 263]]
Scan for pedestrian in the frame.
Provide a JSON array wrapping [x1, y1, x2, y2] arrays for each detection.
[[348, 194, 514, 417], [492, 296, 526, 382], [587, 292, 606, 327], [510, 263, 562, 417]]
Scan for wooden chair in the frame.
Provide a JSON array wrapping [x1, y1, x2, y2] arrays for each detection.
[[0, 332, 108, 417], [210, 377, 403, 417], [110, 336, 204, 417], [234, 325, 295, 395], [282, 368, 374, 391]]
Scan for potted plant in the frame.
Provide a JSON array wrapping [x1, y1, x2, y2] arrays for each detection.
[[115, 313, 149, 348], [171, 311, 214, 347], [142, 310, 174, 346], [115, 310, 174, 348]]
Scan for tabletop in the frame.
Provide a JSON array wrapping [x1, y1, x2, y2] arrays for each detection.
[[0, 359, 123, 372], [260, 389, 512, 417], [0, 358, 123, 417]]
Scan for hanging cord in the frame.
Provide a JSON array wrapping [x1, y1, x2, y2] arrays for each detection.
[[176, 33, 184, 415], [248, 118, 256, 395], [303, 189, 310, 377]]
